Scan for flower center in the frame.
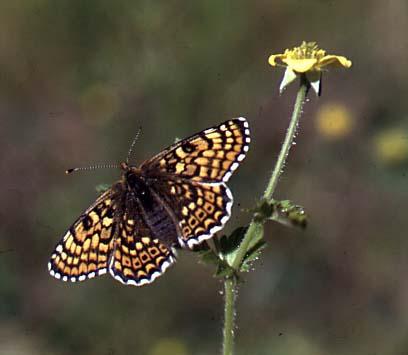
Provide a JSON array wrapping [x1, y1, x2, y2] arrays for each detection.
[[285, 41, 325, 61]]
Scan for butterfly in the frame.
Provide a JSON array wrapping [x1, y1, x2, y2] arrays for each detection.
[[48, 117, 250, 286]]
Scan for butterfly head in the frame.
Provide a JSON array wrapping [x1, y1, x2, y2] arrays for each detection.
[[120, 163, 146, 191], [120, 161, 129, 171]]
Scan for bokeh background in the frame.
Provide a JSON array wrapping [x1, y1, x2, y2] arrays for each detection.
[[1, 1, 408, 354]]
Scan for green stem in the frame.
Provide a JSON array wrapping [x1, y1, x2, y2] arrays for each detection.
[[232, 81, 308, 271], [263, 81, 308, 201], [231, 221, 263, 270], [221, 80, 308, 355], [222, 277, 236, 355]]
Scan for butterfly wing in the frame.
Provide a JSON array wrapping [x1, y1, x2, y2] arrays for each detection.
[[141, 117, 250, 183], [152, 177, 233, 249], [48, 189, 118, 282], [108, 213, 176, 286]]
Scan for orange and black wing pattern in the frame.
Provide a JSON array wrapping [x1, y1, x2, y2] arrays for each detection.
[[48, 117, 250, 286], [141, 118, 250, 183], [154, 178, 233, 248], [48, 190, 117, 282], [109, 214, 176, 286]]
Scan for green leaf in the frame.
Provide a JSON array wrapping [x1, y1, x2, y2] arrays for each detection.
[[215, 261, 235, 278], [254, 199, 308, 229], [217, 227, 249, 266], [240, 240, 267, 272], [272, 200, 308, 229], [197, 249, 220, 267], [218, 226, 248, 255]]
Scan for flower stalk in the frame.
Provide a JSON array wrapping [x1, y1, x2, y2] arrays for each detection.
[[222, 78, 309, 355], [222, 277, 236, 355], [220, 42, 351, 355]]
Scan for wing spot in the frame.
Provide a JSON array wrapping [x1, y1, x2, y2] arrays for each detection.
[[204, 191, 215, 203], [182, 206, 189, 216], [148, 247, 160, 257], [196, 208, 207, 221], [140, 251, 151, 263], [182, 225, 192, 236], [132, 257, 142, 269], [89, 252, 98, 262], [203, 150, 216, 158], [188, 216, 199, 228], [122, 255, 132, 267], [204, 202, 215, 214], [182, 142, 195, 153], [195, 157, 209, 165]]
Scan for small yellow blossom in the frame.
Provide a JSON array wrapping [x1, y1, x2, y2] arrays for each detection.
[[268, 42, 352, 95], [373, 128, 408, 165], [316, 102, 354, 139]]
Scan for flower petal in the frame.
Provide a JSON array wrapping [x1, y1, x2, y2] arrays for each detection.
[[319, 55, 352, 69], [268, 54, 285, 66], [282, 58, 318, 73]]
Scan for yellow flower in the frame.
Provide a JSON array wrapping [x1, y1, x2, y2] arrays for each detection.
[[316, 102, 354, 140], [268, 41, 352, 95]]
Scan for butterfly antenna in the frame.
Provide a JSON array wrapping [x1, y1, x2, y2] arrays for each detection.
[[66, 164, 120, 175], [126, 126, 142, 164]]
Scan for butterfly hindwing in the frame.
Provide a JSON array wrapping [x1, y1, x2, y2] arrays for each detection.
[[141, 117, 250, 183], [153, 178, 233, 248], [48, 190, 117, 282], [109, 215, 176, 286]]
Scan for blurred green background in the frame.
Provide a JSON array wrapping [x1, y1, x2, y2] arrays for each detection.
[[1, 1, 408, 354]]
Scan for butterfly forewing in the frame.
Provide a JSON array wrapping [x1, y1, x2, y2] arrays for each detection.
[[141, 118, 250, 183], [48, 190, 117, 282]]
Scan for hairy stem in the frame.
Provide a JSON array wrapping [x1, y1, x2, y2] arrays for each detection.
[[233, 81, 308, 271], [222, 277, 236, 355], [221, 80, 308, 355], [263, 81, 308, 201]]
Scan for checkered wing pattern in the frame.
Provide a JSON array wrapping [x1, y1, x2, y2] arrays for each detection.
[[48, 190, 117, 282], [154, 178, 233, 248], [49, 117, 250, 286], [141, 117, 250, 183], [109, 215, 175, 286]]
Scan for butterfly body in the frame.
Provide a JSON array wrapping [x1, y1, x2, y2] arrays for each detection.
[[49, 118, 250, 286]]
